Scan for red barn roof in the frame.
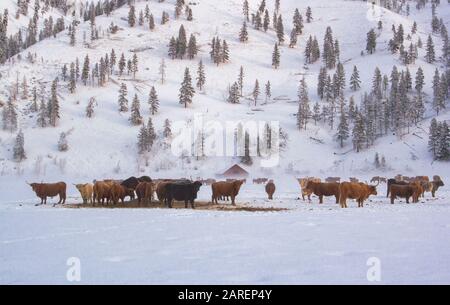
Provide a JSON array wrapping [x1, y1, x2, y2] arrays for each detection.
[[221, 164, 249, 178]]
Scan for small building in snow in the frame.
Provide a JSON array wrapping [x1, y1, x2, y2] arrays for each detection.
[[219, 164, 249, 179]]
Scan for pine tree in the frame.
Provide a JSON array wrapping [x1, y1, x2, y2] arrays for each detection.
[[306, 7, 312, 23], [238, 66, 244, 97], [149, 14, 155, 30], [336, 96, 349, 148], [149, 86, 159, 115], [137, 122, 149, 154], [366, 29, 377, 54], [130, 94, 143, 125], [69, 62, 76, 93], [177, 25, 187, 59], [352, 112, 366, 153], [415, 67, 425, 92], [187, 34, 198, 59], [128, 5, 136, 27], [312, 102, 321, 125], [221, 40, 229, 63], [276, 15, 284, 44], [252, 79, 260, 106], [13, 130, 26, 162], [239, 22, 249, 43], [196, 60, 206, 91], [147, 117, 156, 152], [289, 29, 297, 48], [37, 99, 47, 128], [21, 76, 28, 99], [272, 43, 280, 69], [163, 119, 172, 149], [350, 66, 361, 91], [243, 0, 249, 21], [48, 79, 59, 127], [118, 83, 128, 112], [2, 98, 18, 132], [374, 153, 381, 168], [263, 10, 270, 32], [293, 8, 303, 35], [227, 82, 240, 104], [426, 34, 435, 63], [179, 68, 195, 108], [81, 55, 90, 85], [317, 66, 327, 99], [265, 81, 271, 102], [86, 97, 95, 118], [428, 118, 439, 158], [297, 77, 310, 130], [131, 53, 138, 79], [159, 58, 166, 84], [436, 121, 450, 161]]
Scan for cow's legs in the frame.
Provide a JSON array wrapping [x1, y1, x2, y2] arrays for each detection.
[[231, 196, 236, 206], [185, 200, 188, 209], [191, 200, 195, 209], [319, 195, 323, 204], [390, 195, 395, 204], [406, 197, 410, 204]]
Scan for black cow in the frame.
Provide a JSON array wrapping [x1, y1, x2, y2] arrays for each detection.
[[166, 181, 202, 209], [120, 177, 141, 201], [386, 179, 408, 197], [138, 176, 153, 183]]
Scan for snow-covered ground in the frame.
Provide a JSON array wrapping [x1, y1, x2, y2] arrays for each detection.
[[1, 184, 450, 284]]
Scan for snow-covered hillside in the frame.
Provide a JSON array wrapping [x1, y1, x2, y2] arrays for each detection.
[[0, 0, 449, 188]]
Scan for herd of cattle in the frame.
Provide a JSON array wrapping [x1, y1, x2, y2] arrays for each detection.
[[26, 174, 445, 209]]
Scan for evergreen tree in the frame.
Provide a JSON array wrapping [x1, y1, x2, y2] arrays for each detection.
[[276, 15, 284, 44], [221, 40, 229, 63], [227, 82, 240, 104], [163, 118, 172, 149], [289, 29, 297, 48], [242, 0, 249, 21], [239, 22, 249, 43], [69, 62, 76, 93], [131, 53, 138, 78], [149, 86, 159, 115], [37, 99, 47, 128], [352, 112, 366, 153], [252, 79, 260, 106], [187, 34, 198, 59], [179, 68, 195, 108], [317, 66, 327, 99], [293, 8, 303, 35], [336, 95, 349, 148], [81, 55, 90, 85], [168, 36, 177, 59], [48, 79, 59, 127], [265, 81, 271, 102], [86, 97, 95, 118], [13, 130, 26, 162], [436, 121, 450, 161], [149, 14, 155, 30], [415, 67, 425, 92], [196, 60, 206, 91], [297, 77, 310, 130], [428, 118, 439, 158], [272, 43, 280, 69], [137, 122, 149, 154], [366, 29, 377, 54], [2, 98, 18, 132], [130, 94, 143, 125], [118, 83, 128, 112], [238, 66, 244, 97], [312, 102, 321, 125], [426, 34, 435, 63], [128, 5, 136, 27], [263, 10, 270, 32], [306, 7, 312, 23], [147, 117, 156, 151], [350, 65, 361, 91], [159, 58, 166, 84]]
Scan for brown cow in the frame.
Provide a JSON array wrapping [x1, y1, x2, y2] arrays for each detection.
[[339, 182, 378, 208], [304, 181, 340, 204], [110, 183, 134, 205], [93, 181, 112, 206], [74, 183, 93, 204], [297, 177, 321, 201], [431, 179, 445, 197], [265, 181, 276, 200], [390, 184, 421, 204], [28, 182, 67, 206], [211, 180, 245, 205], [136, 182, 155, 206]]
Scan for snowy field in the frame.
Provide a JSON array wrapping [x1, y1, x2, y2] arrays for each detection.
[[1, 182, 450, 285]]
